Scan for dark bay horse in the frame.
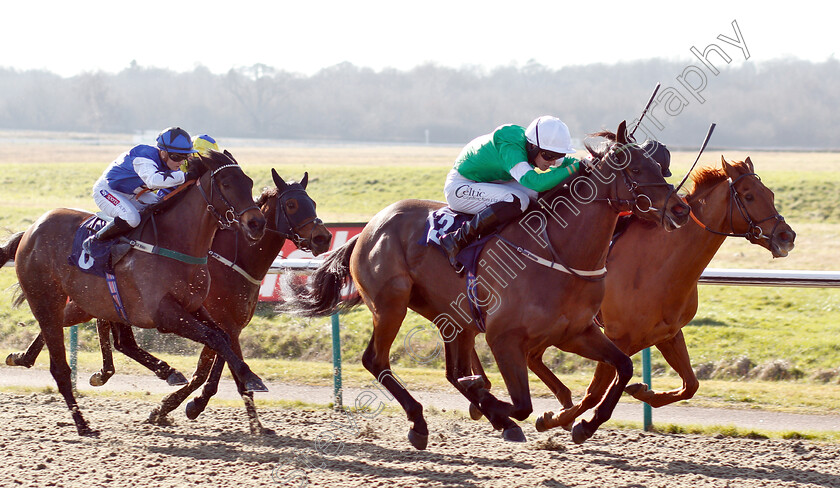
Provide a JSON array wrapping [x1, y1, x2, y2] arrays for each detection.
[[5, 169, 332, 435], [524, 156, 796, 432], [284, 122, 691, 449], [3, 150, 267, 436]]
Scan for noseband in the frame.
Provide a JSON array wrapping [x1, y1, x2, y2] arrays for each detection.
[[197, 163, 261, 229]]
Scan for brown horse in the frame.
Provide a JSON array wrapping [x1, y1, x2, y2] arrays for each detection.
[[512, 156, 796, 432], [283, 122, 691, 449], [4, 150, 267, 436], [5, 169, 332, 435]]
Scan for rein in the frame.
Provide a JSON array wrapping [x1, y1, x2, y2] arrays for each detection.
[[687, 172, 786, 241]]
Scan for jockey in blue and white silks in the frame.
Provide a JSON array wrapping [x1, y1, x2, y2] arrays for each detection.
[[88, 127, 193, 246]]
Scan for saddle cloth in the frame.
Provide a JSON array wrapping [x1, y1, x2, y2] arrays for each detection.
[[68, 215, 118, 277]]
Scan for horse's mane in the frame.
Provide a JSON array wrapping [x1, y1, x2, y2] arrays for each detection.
[[538, 130, 619, 203], [143, 150, 237, 215], [687, 160, 749, 197], [255, 187, 278, 207]]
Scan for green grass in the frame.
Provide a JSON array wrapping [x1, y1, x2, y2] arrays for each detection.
[[1, 140, 839, 420]]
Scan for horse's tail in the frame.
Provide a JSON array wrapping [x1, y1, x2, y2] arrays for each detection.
[[1, 231, 26, 308], [0, 231, 23, 264], [280, 234, 363, 317]]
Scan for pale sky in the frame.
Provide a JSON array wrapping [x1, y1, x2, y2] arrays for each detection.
[[2, 0, 836, 77]]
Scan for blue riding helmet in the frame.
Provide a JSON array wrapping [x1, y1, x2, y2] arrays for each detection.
[[156, 127, 194, 154]]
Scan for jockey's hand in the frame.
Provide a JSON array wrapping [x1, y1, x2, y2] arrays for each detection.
[[184, 165, 201, 183]]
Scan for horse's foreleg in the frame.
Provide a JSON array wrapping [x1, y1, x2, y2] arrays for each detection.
[[155, 296, 265, 393], [625, 330, 699, 407], [5, 333, 45, 368], [560, 324, 632, 444], [149, 346, 215, 425]]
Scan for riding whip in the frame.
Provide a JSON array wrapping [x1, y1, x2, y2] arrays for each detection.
[[628, 82, 661, 140], [674, 123, 716, 194]]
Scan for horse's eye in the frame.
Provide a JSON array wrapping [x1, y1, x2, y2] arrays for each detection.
[[744, 193, 754, 202]]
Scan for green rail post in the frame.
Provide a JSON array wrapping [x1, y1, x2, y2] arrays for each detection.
[[331, 313, 343, 410], [69, 324, 79, 392], [642, 347, 652, 431]]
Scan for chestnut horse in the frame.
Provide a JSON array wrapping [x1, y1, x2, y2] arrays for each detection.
[[512, 156, 796, 432], [5, 169, 332, 435], [3, 150, 267, 436], [283, 122, 691, 449]]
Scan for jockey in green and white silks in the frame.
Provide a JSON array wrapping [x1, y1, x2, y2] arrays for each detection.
[[440, 115, 580, 270]]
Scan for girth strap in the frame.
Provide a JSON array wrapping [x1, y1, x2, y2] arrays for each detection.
[[122, 238, 208, 265]]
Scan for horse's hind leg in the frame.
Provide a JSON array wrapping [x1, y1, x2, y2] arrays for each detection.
[[89, 320, 115, 386], [5, 333, 45, 368], [109, 321, 187, 386], [185, 354, 225, 420], [360, 279, 429, 450], [29, 293, 98, 436], [148, 345, 215, 425]]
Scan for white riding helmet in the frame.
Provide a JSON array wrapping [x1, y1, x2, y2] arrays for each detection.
[[525, 116, 576, 154]]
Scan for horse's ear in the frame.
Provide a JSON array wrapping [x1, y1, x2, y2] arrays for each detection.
[[616, 120, 628, 144], [300, 172, 309, 190], [271, 168, 287, 190], [223, 149, 239, 165], [720, 155, 728, 170], [721, 155, 739, 179], [744, 156, 754, 172]]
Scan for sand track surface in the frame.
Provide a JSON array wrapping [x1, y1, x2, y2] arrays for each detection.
[[1, 392, 839, 488]]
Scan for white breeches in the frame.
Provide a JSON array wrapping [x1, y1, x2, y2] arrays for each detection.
[[443, 169, 535, 214], [92, 177, 158, 227]]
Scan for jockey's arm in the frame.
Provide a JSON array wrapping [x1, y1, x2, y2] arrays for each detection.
[[509, 157, 581, 192], [133, 157, 186, 190]]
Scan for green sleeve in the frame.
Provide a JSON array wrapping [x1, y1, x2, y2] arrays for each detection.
[[517, 158, 580, 192]]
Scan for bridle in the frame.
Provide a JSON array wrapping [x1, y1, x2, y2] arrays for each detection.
[[688, 172, 785, 242], [587, 142, 673, 215], [196, 163, 260, 229], [266, 184, 323, 252]]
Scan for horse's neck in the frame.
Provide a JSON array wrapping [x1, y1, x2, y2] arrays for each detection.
[[669, 180, 733, 275], [149, 186, 220, 257], [533, 196, 619, 272]]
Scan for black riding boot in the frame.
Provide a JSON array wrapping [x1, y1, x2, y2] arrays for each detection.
[[83, 217, 133, 253], [440, 198, 523, 271]]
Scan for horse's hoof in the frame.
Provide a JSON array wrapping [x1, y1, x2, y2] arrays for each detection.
[[244, 377, 268, 393], [166, 371, 188, 386], [502, 425, 526, 442], [5, 353, 16, 366], [571, 420, 591, 445], [408, 429, 429, 450], [468, 403, 484, 421], [457, 374, 485, 391], [624, 383, 647, 396], [89, 373, 107, 387], [78, 426, 100, 438], [535, 412, 553, 432], [253, 426, 276, 437], [185, 400, 204, 420]]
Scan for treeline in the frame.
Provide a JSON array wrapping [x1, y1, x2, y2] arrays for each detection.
[[1, 58, 838, 149]]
